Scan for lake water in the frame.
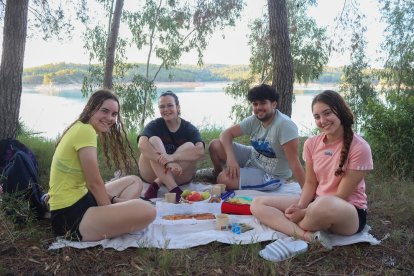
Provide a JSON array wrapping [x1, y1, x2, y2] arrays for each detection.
[[21, 82, 336, 140]]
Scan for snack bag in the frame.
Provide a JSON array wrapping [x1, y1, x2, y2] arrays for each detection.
[[221, 196, 253, 215]]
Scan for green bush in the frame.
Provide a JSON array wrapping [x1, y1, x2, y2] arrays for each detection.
[[15, 126, 308, 187], [363, 91, 414, 179]]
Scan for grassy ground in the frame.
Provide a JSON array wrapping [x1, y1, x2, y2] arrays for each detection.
[[1, 133, 413, 275]]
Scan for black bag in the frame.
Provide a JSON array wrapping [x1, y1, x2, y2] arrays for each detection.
[[0, 139, 48, 219]]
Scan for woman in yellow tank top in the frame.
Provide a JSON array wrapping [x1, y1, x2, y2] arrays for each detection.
[[48, 89, 155, 241]]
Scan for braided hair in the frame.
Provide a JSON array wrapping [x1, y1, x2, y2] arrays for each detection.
[[56, 89, 137, 172], [312, 90, 354, 176]]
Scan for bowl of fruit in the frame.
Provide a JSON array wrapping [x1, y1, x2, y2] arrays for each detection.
[[180, 189, 211, 203]]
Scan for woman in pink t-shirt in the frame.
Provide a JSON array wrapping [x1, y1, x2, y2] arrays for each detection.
[[251, 90, 373, 249]]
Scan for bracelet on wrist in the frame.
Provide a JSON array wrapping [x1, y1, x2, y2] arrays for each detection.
[[111, 195, 117, 204]]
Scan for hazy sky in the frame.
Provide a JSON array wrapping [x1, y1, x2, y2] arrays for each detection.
[[21, 0, 384, 68]]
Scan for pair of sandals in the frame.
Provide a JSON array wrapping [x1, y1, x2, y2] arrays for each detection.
[[259, 231, 332, 262]]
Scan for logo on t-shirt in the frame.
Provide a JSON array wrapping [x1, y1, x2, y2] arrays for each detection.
[[251, 139, 276, 158], [165, 144, 176, 154], [324, 150, 333, 156]]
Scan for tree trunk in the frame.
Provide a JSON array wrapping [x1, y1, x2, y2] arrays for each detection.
[[268, 0, 294, 117], [103, 0, 124, 90], [0, 0, 29, 140]]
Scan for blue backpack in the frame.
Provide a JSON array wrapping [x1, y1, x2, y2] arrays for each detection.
[[0, 139, 48, 219]]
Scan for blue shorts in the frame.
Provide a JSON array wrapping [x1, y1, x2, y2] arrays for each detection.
[[232, 142, 284, 191], [51, 192, 97, 241]]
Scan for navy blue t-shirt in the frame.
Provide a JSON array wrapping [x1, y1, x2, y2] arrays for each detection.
[[138, 118, 204, 154]]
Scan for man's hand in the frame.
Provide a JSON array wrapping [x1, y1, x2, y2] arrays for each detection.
[[225, 158, 240, 179]]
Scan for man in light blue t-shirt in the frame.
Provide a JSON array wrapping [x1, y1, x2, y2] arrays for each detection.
[[204, 84, 305, 191]]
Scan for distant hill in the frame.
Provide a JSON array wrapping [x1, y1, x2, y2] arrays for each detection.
[[22, 62, 341, 85]]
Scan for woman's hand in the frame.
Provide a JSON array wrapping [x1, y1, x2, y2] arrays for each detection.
[[157, 153, 174, 166], [165, 162, 182, 176], [285, 203, 306, 223]]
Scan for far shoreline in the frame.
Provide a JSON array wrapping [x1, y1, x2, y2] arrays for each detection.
[[23, 81, 340, 95]]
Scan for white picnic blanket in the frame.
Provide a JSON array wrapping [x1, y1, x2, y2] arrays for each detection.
[[48, 182, 380, 251]]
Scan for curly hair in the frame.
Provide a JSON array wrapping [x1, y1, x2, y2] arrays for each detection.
[[56, 89, 137, 172], [247, 83, 279, 103], [312, 90, 354, 176]]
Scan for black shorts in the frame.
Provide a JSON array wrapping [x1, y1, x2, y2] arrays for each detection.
[[355, 206, 367, 234], [51, 192, 97, 241]]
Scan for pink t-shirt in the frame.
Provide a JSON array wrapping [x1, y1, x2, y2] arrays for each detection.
[[303, 133, 373, 209]]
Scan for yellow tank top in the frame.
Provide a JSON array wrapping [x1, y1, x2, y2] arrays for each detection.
[[48, 121, 97, 211]]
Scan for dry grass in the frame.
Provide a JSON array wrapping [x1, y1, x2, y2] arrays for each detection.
[[1, 134, 413, 275], [1, 176, 413, 275]]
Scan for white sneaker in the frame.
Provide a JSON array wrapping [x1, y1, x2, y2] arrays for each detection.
[[41, 193, 50, 211], [195, 168, 218, 181]]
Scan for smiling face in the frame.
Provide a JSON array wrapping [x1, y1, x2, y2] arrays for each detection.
[[158, 95, 180, 121], [88, 99, 119, 134], [251, 99, 276, 125], [312, 101, 343, 141]]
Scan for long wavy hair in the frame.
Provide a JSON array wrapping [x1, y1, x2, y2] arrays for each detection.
[[312, 90, 354, 176], [56, 89, 137, 172]]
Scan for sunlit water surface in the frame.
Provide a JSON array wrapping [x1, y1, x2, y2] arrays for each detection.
[[21, 82, 335, 140]]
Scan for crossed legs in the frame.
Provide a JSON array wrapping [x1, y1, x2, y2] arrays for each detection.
[[139, 137, 197, 191], [250, 195, 360, 242], [105, 175, 143, 201], [79, 175, 156, 241]]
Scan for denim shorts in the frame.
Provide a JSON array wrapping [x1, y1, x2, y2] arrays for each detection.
[[51, 192, 97, 241]]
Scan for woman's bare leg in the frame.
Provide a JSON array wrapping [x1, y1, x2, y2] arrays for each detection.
[[252, 195, 360, 243], [138, 154, 157, 183], [298, 196, 359, 235], [138, 136, 180, 190], [79, 199, 156, 241], [105, 175, 143, 200], [251, 195, 306, 239], [171, 142, 200, 184]]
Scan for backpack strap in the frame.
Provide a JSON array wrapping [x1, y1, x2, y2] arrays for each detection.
[[0, 139, 13, 170], [15, 150, 39, 183], [0, 139, 9, 156]]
